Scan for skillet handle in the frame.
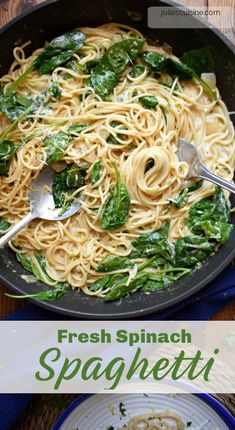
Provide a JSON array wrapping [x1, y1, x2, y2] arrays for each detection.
[[0, 212, 36, 248], [197, 163, 235, 194]]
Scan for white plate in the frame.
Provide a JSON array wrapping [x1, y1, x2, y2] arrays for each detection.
[[53, 393, 235, 430]]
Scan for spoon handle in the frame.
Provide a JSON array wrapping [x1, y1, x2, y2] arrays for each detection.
[[0, 212, 36, 248], [198, 163, 235, 194]]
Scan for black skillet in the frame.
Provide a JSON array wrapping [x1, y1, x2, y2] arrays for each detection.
[[0, 0, 234, 319]]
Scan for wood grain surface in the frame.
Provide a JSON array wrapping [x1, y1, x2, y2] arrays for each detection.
[[0, 0, 234, 320]]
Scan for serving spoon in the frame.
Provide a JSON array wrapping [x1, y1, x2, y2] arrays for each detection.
[[0, 166, 82, 248], [178, 138, 235, 193]]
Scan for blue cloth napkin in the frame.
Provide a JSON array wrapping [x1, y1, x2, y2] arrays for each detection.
[[1, 266, 235, 430]]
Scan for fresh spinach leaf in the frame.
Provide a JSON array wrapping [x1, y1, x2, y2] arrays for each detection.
[[0, 87, 32, 121], [52, 164, 86, 208], [89, 275, 110, 292], [0, 140, 19, 174], [169, 180, 203, 207], [180, 47, 214, 76], [68, 124, 87, 135], [185, 196, 214, 234], [131, 223, 171, 260], [106, 121, 126, 145], [31, 253, 57, 285], [142, 49, 216, 99], [16, 253, 33, 273], [139, 95, 158, 109], [16, 251, 70, 299], [142, 267, 192, 292], [185, 186, 232, 240], [0, 219, 11, 236], [99, 162, 130, 230], [91, 38, 145, 98], [200, 220, 233, 244], [97, 255, 134, 272], [6, 283, 69, 301], [103, 272, 147, 302], [45, 131, 71, 163], [10, 31, 86, 91], [142, 51, 166, 69], [45, 124, 86, 162], [213, 185, 230, 222], [49, 83, 61, 100], [85, 60, 98, 73], [34, 31, 86, 75], [174, 235, 216, 267], [91, 161, 102, 186], [101, 264, 191, 301]]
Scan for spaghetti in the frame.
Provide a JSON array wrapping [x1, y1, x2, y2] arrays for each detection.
[[119, 410, 185, 430]]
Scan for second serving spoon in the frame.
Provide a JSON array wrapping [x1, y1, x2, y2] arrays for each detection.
[[178, 138, 235, 194]]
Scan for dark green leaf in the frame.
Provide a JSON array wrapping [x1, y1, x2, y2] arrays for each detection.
[[0, 87, 32, 121], [45, 131, 71, 163], [16, 251, 54, 285], [34, 31, 86, 74], [104, 272, 147, 302], [0, 160, 7, 173], [0, 219, 11, 236], [91, 38, 145, 98], [91, 161, 102, 186], [49, 83, 61, 100], [106, 121, 125, 145], [85, 60, 98, 73], [52, 164, 86, 208], [10, 31, 86, 91], [142, 51, 166, 69], [139, 96, 158, 109], [185, 187, 231, 237], [148, 256, 169, 267], [68, 124, 87, 135], [89, 275, 110, 292], [180, 47, 215, 76], [169, 180, 203, 207], [142, 50, 216, 99], [187, 196, 213, 222], [97, 255, 133, 272], [16, 251, 70, 296], [102, 264, 192, 301], [131, 223, 171, 259], [174, 235, 216, 267], [0, 140, 19, 174], [16, 252, 33, 273], [99, 162, 130, 230], [6, 283, 69, 301], [64, 59, 78, 71], [213, 185, 230, 222], [106, 121, 126, 145], [0, 140, 18, 160], [142, 267, 192, 292], [31, 253, 57, 284], [200, 220, 233, 244]]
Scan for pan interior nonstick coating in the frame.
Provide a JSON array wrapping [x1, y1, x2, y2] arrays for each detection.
[[0, 0, 234, 319]]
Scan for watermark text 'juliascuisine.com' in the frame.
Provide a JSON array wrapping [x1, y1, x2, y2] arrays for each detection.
[[148, 6, 234, 29]]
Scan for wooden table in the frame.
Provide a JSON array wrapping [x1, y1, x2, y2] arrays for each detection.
[[0, 0, 234, 320]]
